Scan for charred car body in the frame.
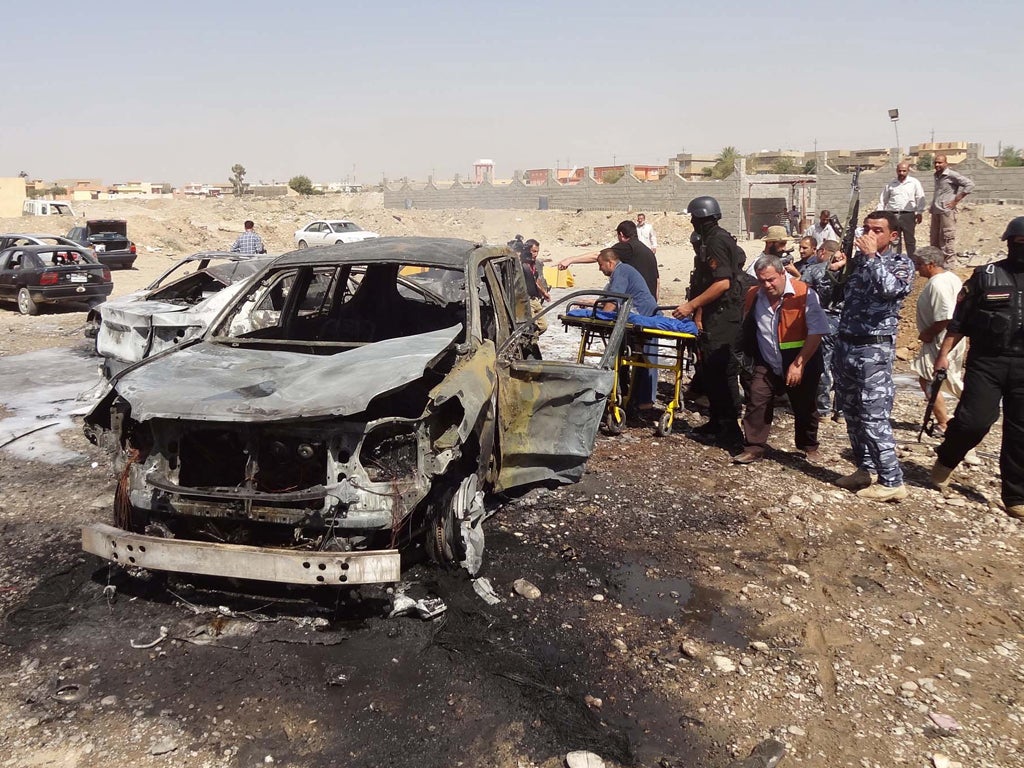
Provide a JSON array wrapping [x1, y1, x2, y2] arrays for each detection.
[[90, 252, 271, 377], [83, 237, 627, 588]]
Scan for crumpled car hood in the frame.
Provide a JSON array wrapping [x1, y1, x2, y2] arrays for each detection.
[[112, 325, 461, 421]]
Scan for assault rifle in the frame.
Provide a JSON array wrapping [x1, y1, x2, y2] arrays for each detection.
[[832, 166, 862, 264], [826, 167, 862, 421], [918, 368, 948, 442]]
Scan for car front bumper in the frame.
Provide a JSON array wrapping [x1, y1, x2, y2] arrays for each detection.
[[82, 523, 401, 585]]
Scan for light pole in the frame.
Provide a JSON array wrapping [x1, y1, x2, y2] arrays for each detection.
[[888, 108, 901, 159]]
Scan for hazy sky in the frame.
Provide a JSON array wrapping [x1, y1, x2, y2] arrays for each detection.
[[4, 0, 1021, 185]]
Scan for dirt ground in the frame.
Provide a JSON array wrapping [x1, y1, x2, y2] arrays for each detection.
[[0, 200, 1021, 768]]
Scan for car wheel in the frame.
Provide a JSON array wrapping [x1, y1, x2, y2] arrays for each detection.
[[335, 240, 345, 245], [425, 474, 486, 574], [17, 288, 39, 316], [297, 240, 308, 249]]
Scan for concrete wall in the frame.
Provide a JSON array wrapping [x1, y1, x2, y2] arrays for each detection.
[[0, 178, 27, 217], [383, 164, 816, 238], [815, 147, 1024, 224]]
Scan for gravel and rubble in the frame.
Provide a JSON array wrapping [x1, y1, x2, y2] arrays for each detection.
[[0, 202, 1022, 767]]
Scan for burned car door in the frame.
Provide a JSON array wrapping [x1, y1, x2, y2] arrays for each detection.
[[486, 260, 629, 491]]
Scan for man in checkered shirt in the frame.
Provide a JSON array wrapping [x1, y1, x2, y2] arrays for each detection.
[[229, 220, 266, 254]]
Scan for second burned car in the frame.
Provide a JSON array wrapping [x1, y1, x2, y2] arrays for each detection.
[[83, 237, 628, 589]]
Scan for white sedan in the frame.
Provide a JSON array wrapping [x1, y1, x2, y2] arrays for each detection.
[[293, 219, 379, 248]]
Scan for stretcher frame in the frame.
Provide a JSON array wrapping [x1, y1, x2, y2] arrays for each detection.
[[559, 303, 698, 436]]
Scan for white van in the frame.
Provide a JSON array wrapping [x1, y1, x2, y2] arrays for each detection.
[[23, 200, 76, 216]]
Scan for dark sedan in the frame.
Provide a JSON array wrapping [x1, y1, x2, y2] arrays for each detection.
[[0, 244, 113, 315], [67, 220, 137, 269]]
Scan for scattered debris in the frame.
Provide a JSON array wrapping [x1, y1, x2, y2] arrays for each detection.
[[149, 737, 178, 756], [725, 738, 787, 768], [513, 578, 541, 600], [928, 712, 962, 731], [472, 577, 502, 605], [566, 751, 605, 768], [130, 626, 169, 649], [389, 594, 447, 620], [52, 682, 89, 703]]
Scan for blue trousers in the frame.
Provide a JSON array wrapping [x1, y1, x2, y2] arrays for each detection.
[[834, 339, 903, 486]]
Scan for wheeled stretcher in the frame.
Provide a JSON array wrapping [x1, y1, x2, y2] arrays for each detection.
[[559, 304, 698, 436]]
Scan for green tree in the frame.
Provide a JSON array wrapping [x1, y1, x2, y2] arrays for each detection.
[[601, 169, 624, 184], [772, 157, 798, 174], [230, 164, 247, 196], [711, 146, 739, 180], [915, 152, 934, 171], [49, 186, 68, 196], [998, 146, 1024, 167], [803, 159, 816, 174], [289, 175, 316, 195]]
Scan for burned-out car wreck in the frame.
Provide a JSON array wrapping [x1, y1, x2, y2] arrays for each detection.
[[83, 237, 628, 588]]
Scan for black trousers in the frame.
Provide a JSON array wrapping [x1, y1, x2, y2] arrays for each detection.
[[936, 353, 1024, 506], [894, 211, 919, 257], [742, 362, 821, 453], [698, 320, 741, 430]]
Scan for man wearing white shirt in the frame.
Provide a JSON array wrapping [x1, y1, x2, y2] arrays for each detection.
[[636, 213, 657, 254], [880, 162, 926, 256], [803, 210, 840, 247]]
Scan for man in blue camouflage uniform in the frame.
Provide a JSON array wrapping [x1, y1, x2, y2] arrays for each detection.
[[831, 211, 914, 501]]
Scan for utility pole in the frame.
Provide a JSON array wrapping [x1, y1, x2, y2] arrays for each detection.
[[930, 128, 935, 143]]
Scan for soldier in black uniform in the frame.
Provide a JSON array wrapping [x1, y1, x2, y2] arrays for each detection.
[[673, 196, 746, 447], [931, 216, 1024, 519]]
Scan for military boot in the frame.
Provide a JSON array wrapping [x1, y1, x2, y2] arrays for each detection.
[[836, 468, 874, 491], [930, 460, 955, 491], [856, 484, 908, 502]]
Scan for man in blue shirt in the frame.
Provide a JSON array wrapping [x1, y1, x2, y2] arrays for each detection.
[[596, 248, 659, 415], [598, 248, 658, 316]]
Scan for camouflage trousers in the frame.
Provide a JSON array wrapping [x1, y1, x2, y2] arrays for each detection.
[[834, 339, 903, 486]]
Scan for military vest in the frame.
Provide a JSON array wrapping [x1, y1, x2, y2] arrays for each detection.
[[965, 260, 1024, 356]]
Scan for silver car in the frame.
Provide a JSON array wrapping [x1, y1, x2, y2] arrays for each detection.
[[83, 237, 628, 589]]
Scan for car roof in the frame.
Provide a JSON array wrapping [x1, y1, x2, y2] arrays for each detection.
[[176, 250, 258, 263], [1, 244, 93, 254], [272, 236, 496, 269], [85, 219, 128, 224], [0, 233, 77, 240]]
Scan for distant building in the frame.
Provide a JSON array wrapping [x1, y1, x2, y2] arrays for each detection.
[[817, 148, 890, 172], [593, 164, 667, 182], [107, 181, 173, 198], [473, 159, 494, 184], [908, 141, 970, 164], [673, 153, 718, 179], [746, 150, 807, 174]]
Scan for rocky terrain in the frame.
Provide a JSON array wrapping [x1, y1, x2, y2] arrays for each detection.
[[0, 199, 1021, 768]]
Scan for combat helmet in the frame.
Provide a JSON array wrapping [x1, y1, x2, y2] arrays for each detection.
[[1001, 216, 1024, 240], [686, 196, 722, 220]]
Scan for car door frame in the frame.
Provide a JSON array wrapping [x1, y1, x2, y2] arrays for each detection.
[[486, 259, 632, 492]]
